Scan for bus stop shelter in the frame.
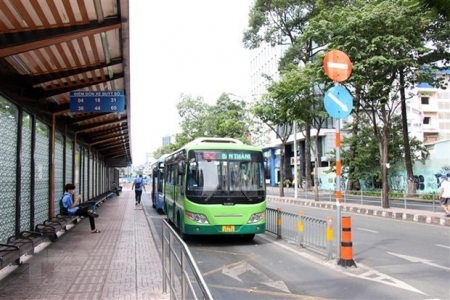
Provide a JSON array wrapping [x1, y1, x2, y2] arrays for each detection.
[[0, 0, 131, 167]]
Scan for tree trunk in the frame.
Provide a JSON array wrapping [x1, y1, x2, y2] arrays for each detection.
[[314, 136, 320, 201], [399, 70, 416, 195], [305, 123, 312, 190], [381, 126, 390, 208], [346, 96, 361, 191], [279, 146, 285, 197]]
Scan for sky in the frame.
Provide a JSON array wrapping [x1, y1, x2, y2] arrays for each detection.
[[129, 0, 254, 165]]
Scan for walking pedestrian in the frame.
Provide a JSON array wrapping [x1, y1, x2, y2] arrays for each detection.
[[60, 183, 101, 233], [439, 175, 450, 217], [132, 174, 146, 205]]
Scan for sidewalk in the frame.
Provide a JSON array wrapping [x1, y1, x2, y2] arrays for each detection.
[[267, 192, 450, 227], [0, 190, 168, 299]]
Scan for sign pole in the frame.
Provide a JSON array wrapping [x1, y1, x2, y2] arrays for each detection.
[[293, 121, 298, 198], [322, 49, 353, 263], [335, 118, 342, 260]]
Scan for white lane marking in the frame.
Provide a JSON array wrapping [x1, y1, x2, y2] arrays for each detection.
[[436, 244, 450, 249], [258, 235, 426, 295], [222, 261, 291, 294], [262, 281, 290, 294], [357, 228, 378, 233], [388, 252, 450, 271]]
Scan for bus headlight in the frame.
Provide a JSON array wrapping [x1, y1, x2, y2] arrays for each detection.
[[186, 211, 209, 224], [248, 212, 265, 224]]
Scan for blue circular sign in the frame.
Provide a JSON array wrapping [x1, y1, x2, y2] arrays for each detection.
[[323, 86, 353, 119]]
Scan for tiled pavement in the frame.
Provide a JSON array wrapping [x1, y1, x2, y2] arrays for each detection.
[[1, 188, 447, 299], [0, 190, 169, 300]]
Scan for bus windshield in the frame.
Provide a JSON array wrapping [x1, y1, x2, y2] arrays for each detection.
[[185, 149, 265, 204]]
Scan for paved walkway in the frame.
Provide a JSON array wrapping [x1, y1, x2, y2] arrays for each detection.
[[1, 187, 447, 299], [0, 190, 168, 300]]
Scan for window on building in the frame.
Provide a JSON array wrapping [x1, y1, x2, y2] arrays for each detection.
[[421, 97, 429, 105], [440, 122, 450, 130], [423, 117, 431, 124]]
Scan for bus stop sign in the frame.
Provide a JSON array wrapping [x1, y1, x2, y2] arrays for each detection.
[[323, 50, 352, 82]]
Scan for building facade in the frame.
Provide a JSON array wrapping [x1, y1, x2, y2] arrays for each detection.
[[406, 72, 450, 145], [162, 134, 176, 147]]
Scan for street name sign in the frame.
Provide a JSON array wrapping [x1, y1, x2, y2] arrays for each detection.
[[324, 86, 353, 119], [70, 91, 125, 113], [323, 49, 353, 82]]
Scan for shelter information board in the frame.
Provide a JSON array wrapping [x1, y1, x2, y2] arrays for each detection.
[[70, 91, 125, 113]]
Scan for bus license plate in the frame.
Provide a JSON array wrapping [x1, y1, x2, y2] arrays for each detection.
[[222, 225, 235, 232]]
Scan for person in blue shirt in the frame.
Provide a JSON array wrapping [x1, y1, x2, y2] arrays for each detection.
[[132, 174, 146, 205], [60, 183, 101, 233]]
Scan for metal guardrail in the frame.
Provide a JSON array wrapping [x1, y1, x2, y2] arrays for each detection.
[[266, 208, 333, 260], [161, 209, 333, 299], [161, 219, 214, 300], [267, 187, 442, 212]]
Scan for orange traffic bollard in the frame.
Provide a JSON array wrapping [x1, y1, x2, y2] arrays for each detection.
[[338, 216, 357, 267]]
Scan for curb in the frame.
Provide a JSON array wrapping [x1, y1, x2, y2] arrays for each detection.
[[267, 196, 450, 227]]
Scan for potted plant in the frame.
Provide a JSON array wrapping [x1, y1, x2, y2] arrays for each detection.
[[284, 178, 291, 188]]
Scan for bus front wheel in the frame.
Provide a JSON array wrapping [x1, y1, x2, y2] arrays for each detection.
[[241, 234, 255, 242], [178, 220, 190, 241]]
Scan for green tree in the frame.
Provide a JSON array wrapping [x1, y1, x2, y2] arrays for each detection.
[[266, 63, 331, 200], [419, 0, 450, 18], [303, 0, 440, 207], [172, 93, 256, 149], [152, 144, 176, 160], [243, 0, 324, 190], [333, 115, 428, 187], [173, 94, 211, 149], [208, 93, 252, 143], [252, 92, 293, 197]]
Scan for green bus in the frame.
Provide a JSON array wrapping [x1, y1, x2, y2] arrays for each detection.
[[163, 137, 266, 241]]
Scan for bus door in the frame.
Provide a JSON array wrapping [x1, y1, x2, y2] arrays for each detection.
[[154, 177, 158, 202], [164, 163, 176, 221]]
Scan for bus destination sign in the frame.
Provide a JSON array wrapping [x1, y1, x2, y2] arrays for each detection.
[[201, 151, 252, 161], [70, 91, 125, 113]]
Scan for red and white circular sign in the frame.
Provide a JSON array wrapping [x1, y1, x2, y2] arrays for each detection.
[[323, 50, 353, 82]]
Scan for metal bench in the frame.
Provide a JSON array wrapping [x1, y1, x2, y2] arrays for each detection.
[[92, 191, 115, 208], [35, 219, 66, 242], [0, 244, 20, 271], [6, 231, 46, 256], [35, 192, 111, 242]]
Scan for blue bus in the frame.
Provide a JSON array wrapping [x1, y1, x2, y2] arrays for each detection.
[[151, 154, 169, 213]]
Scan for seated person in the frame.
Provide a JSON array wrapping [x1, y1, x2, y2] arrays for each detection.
[[60, 183, 101, 234]]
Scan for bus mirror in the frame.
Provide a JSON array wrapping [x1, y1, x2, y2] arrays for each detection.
[[178, 161, 186, 174]]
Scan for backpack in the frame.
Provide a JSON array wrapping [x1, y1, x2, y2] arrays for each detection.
[[60, 196, 69, 215], [135, 178, 142, 189]]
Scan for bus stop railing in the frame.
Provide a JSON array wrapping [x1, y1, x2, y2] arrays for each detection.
[[266, 207, 333, 260], [162, 219, 214, 300]]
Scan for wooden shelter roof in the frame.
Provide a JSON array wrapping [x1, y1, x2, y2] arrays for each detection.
[[0, 0, 131, 167]]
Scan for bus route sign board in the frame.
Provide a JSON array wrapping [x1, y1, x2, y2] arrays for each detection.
[[70, 91, 125, 113]]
